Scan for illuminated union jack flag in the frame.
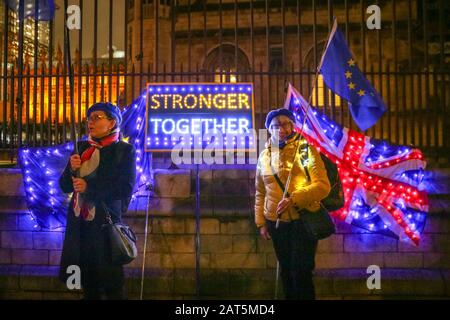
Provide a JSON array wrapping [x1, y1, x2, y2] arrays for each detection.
[[284, 84, 428, 245]]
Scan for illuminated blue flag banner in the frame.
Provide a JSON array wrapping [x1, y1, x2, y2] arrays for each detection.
[[320, 19, 387, 131], [145, 83, 256, 152], [6, 0, 56, 21]]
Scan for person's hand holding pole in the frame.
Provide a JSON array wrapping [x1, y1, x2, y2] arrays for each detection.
[[70, 154, 81, 172]]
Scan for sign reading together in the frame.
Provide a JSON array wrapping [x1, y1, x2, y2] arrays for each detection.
[[145, 83, 255, 152]]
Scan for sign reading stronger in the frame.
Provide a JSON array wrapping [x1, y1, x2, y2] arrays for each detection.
[[145, 83, 255, 152]]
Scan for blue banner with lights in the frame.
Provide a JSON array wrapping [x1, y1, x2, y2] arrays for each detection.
[[145, 83, 256, 152]]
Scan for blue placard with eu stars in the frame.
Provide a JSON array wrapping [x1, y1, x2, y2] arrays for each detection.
[[145, 83, 256, 152]]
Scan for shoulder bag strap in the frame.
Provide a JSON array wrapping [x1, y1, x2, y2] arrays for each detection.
[[269, 163, 290, 197]]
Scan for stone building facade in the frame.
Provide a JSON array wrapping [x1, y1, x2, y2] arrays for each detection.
[[125, 0, 449, 151]]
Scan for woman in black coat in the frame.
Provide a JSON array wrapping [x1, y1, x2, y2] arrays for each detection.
[[59, 102, 136, 300]]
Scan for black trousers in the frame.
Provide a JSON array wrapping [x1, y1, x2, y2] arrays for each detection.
[[266, 219, 318, 300], [80, 219, 125, 300]]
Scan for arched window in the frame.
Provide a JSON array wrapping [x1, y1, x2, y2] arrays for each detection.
[[202, 44, 250, 83]]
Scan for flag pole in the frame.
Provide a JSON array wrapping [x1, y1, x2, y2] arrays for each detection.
[[64, 0, 78, 158], [15, 0, 25, 152], [275, 18, 337, 229]]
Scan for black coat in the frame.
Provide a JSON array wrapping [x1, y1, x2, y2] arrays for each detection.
[[58, 140, 136, 284]]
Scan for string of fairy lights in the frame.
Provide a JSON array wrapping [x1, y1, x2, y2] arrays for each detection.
[[18, 91, 150, 230], [288, 95, 428, 245]]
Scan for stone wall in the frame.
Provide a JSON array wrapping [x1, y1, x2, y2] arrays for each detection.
[[0, 166, 449, 299]]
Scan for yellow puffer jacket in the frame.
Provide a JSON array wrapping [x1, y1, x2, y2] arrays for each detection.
[[254, 133, 331, 228]]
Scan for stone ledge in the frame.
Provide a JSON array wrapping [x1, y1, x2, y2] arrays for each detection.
[[0, 197, 28, 214], [0, 169, 25, 197], [1, 164, 449, 216], [428, 198, 450, 214], [116, 194, 252, 217], [4, 195, 445, 221], [1, 265, 449, 299]]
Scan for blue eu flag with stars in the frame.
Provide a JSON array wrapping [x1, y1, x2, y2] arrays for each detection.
[[6, 0, 55, 21], [319, 20, 387, 131]]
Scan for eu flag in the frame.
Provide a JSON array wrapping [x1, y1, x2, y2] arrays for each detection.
[[319, 19, 387, 131], [6, 0, 55, 21]]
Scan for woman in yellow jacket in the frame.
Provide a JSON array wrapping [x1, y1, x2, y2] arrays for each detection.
[[255, 108, 331, 300]]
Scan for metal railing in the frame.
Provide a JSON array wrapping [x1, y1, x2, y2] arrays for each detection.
[[0, 0, 448, 160]]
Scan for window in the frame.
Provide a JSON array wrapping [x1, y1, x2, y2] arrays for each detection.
[[214, 68, 237, 83], [305, 43, 342, 108], [311, 75, 342, 108], [203, 44, 250, 83], [269, 46, 283, 72]]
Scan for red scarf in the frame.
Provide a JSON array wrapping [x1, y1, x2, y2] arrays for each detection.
[[82, 132, 120, 162], [73, 132, 120, 220]]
